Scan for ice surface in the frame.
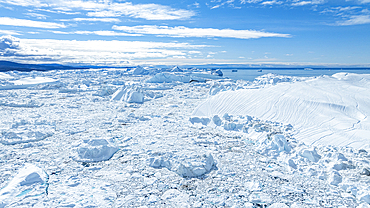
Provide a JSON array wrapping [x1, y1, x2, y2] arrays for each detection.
[[0, 69, 369, 207]]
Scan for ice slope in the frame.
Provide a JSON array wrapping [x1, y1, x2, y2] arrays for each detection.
[[193, 73, 370, 149]]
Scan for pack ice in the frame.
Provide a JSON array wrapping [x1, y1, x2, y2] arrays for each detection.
[[1, 68, 370, 207]]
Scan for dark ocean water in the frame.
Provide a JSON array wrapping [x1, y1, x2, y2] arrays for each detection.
[[221, 68, 370, 82]]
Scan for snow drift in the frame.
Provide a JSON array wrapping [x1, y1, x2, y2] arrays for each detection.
[[193, 73, 370, 149]]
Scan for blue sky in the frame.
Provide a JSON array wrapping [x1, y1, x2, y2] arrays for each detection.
[[0, 0, 369, 67]]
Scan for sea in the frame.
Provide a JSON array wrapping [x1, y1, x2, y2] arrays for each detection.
[[221, 68, 370, 82]]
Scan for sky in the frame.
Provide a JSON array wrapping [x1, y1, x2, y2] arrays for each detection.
[[0, 0, 369, 67]]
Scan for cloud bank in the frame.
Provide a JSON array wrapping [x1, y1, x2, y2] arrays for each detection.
[[0, 1, 195, 20], [112, 25, 291, 39], [0, 17, 66, 28], [0, 35, 207, 65]]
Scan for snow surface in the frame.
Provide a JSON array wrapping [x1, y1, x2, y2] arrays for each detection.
[[193, 73, 370, 149], [0, 68, 370, 207]]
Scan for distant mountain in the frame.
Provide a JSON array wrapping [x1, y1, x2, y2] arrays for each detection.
[[0, 61, 87, 72]]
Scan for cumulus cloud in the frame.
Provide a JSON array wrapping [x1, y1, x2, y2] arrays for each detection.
[[0, 17, 66, 28], [112, 25, 291, 39], [0, 35, 21, 56], [0, 1, 195, 20], [261, 1, 283, 5], [0, 35, 208, 65]]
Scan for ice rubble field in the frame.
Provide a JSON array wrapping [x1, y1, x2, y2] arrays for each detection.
[[0, 68, 370, 207]]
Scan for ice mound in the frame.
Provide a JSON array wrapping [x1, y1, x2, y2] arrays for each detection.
[[111, 86, 144, 103], [299, 147, 321, 163], [211, 69, 223, 76], [94, 85, 117, 96], [148, 152, 215, 178], [132, 66, 148, 75], [171, 66, 183, 72], [253, 73, 305, 85], [173, 152, 214, 177], [161, 189, 190, 207], [0, 130, 51, 145], [71, 138, 119, 162], [0, 164, 48, 207], [209, 82, 226, 95], [148, 157, 171, 169], [189, 116, 211, 125], [257, 134, 292, 157], [147, 72, 191, 83]]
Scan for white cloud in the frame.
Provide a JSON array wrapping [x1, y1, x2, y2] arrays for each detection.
[[50, 30, 142, 36], [112, 25, 291, 39], [292, 1, 312, 6], [261, 1, 282, 5], [240, 0, 263, 4], [0, 35, 208, 65], [0, 35, 20, 56], [0, 17, 66, 28], [60, 18, 120, 23], [0, 1, 195, 20], [336, 14, 370, 25], [359, 0, 370, 3], [0, 29, 21, 35], [291, 0, 324, 6], [87, 2, 195, 20], [25, 12, 48, 19]]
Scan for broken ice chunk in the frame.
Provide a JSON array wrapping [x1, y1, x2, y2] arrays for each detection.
[[299, 147, 321, 163], [71, 139, 119, 162], [0, 164, 48, 206], [173, 153, 214, 178], [189, 117, 210, 126]]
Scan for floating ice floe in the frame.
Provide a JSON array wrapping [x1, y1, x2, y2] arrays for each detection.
[[0, 164, 48, 207], [211, 69, 223, 77], [71, 138, 119, 162]]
